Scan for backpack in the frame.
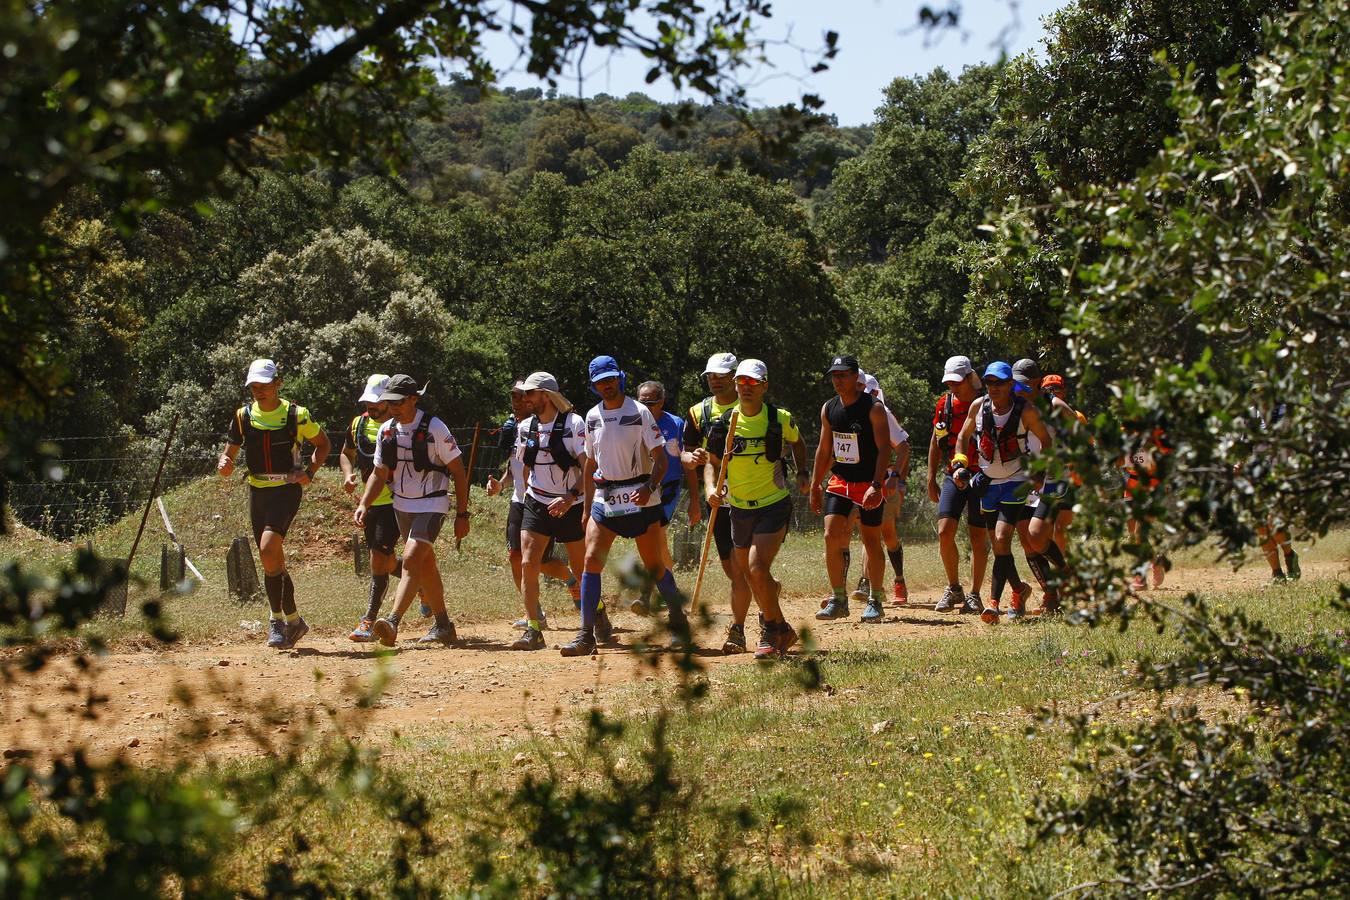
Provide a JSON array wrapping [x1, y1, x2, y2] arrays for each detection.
[[522, 413, 579, 474], [978, 397, 1025, 464], [237, 402, 299, 476], [706, 403, 783, 463], [349, 413, 379, 481], [378, 411, 451, 495]]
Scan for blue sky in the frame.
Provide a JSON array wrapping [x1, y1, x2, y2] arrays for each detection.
[[476, 0, 1068, 126]]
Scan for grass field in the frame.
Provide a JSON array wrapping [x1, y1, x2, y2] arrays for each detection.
[[2, 478, 1347, 896]]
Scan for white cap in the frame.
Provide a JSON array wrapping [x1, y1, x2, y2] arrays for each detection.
[[703, 352, 738, 376], [521, 371, 574, 413], [358, 374, 390, 404], [245, 359, 278, 386], [942, 355, 974, 384], [864, 373, 881, 395], [734, 358, 768, 382]]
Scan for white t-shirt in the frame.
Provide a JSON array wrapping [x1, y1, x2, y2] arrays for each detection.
[[974, 399, 1029, 484], [519, 412, 588, 506], [507, 441, 526, 503], [884, 405, 909, 449], [372, 410, 462, 514], [585, 397, 665, 509]]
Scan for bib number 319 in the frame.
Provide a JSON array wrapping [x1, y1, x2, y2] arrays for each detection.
[[602, 485, 642, 517]]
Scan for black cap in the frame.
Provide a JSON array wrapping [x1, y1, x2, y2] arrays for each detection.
[[378, 374, 422, 402], [1012, 359, 1042, 385], [827, 355, 860, 374]]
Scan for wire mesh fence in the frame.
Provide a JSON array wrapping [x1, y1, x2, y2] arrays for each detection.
[[9, 427, 940, 547]]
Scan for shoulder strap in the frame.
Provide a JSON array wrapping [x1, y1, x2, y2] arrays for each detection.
[[764, 402, 782, 463]]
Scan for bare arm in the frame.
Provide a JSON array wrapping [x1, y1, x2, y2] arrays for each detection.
[[353, 462, 391, 526], [810, 403, 834, 490]]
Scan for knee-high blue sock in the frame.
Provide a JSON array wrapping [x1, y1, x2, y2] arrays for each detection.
[[655, 569, 678, 599], [580, 572, 602, 632]]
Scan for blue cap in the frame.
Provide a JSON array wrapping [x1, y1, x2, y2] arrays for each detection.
[[588, 355, 622, 383], [982, 361, 1013, 381]]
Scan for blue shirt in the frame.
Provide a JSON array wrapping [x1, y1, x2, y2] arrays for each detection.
[[655, 410, 684, 484]]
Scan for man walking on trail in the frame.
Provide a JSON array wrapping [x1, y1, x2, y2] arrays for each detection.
[[511, 372, 590, 651], [927, 356, 993, 615], [953, 361, 1054, 623], [484, 377, 580, 633], [339, 374, 402, 641], [681, 352, 755, 654], [846, 372, 913, 608], [563, 355, 685, 658], [810, 355, 893, 624], [218, 359, 330, 650], [354, 375, 470, 647], [704, 359, 808, 659], [1017, 363, 1087, 615], [631, 380, 701, 617]]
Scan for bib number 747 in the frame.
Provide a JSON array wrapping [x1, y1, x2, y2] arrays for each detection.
[[832, 432, 859, 465]]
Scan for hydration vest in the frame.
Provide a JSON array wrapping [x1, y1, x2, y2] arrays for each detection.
[[978, 397, 1026, 465], [237, 402, 299, 477], [378, 411, 451, 495], [349, 413, 379, 481], [522, 413, 579, 474], [706, 403, 783, 463]]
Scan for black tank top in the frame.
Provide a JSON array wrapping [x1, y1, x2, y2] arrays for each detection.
[[825, 393, 879, 483]]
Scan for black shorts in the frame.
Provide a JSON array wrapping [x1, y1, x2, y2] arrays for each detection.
[[520, 495, 585, 544], [822, 488, 885, 527], [508, 499, 557, 555], [712, 503, 734, 561], [937, 474, 994, 529], [591, 503, 661, 539], [1032, 483, 1075, 521], [730, 496, 793, 549], [248, 483, 302, 546], [363, 503, 400, 556]]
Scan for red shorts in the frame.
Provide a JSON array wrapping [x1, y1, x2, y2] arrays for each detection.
[[825, 474, 870, 503]]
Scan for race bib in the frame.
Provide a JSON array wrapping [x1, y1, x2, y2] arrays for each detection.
[[601, 483, 643, 517], [832, 432, 860, 464]]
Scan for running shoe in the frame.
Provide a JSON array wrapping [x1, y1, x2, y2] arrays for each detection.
[[980, 600, 1001, 625], [372, 617, 398, 647], [417, 622, 458, 646], [1150, 558, 1166, 588], [349, 617, 377, 643], [861, 598, 885, 624], [511, 627, 546, 651], [1033, 596, 1063, 617], [754, 619, 778, 660], [266, 619, 287, 649], [560, 629, 596, 657], [1285, 552, 1301, 581], [1010, 582, 1030, 620], [281, 617, 309, 649], [816, 599, 849, 620], [960, 591, 983, 615], [935, 585, 961, 613], [594, 608, 614, 643], [850, 576, 871, 604], [513, 611, 548, 631], [891, 579, 908, 607], [774, 619, 799, 657], [1268, 572, 1288, 586], [722, 622, 747, 655], [629, 597, 651, 617]]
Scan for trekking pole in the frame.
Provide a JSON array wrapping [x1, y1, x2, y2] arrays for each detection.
[[690, 410, 738, 613], [457, 422, 482, 552], [124, 412, 180, 608]]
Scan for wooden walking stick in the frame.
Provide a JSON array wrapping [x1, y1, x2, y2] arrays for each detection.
[[457, 422, 482, 551], [690, 410, 739, 612]]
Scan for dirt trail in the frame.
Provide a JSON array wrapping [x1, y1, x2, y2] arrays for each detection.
[[2, 559, 1342, 764]]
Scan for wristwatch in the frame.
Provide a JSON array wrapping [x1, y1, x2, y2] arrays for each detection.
[[455, 510, 471, 519]]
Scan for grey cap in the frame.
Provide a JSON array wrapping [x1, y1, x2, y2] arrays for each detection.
[[1012, 359, 1042, 385], [942, 356, 974, 384]]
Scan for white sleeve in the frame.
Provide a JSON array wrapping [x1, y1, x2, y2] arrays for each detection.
[[639, 406, 665, 452], [887, 408, 908, 448], [578, 414, 593, 460], [372, 423, 390, 469], [430, 419, 462, 465]]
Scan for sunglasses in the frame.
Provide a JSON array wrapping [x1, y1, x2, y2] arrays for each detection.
[[983, 377, 1011, 386], [735, 376, 762, 386], [638, 397, 662, 406]]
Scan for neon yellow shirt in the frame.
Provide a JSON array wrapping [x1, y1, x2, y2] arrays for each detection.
[[724, 403, 800, 510], [350, 414, 393, 506], [687, 396, 738, 449], [230, 399, 322, 489]]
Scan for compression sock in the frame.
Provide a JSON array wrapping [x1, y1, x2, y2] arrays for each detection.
[[580, 572, 602, 633], [841, 549, 851, 584], [263, 573, 284, 618], [366, 573, 390, 620], [888, 545, 905, 581], [280, 571, 297, 617], [1026, 554, 1052, 594], [992, 554, 1016, 602], [1043, 542, 1067, 570]]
